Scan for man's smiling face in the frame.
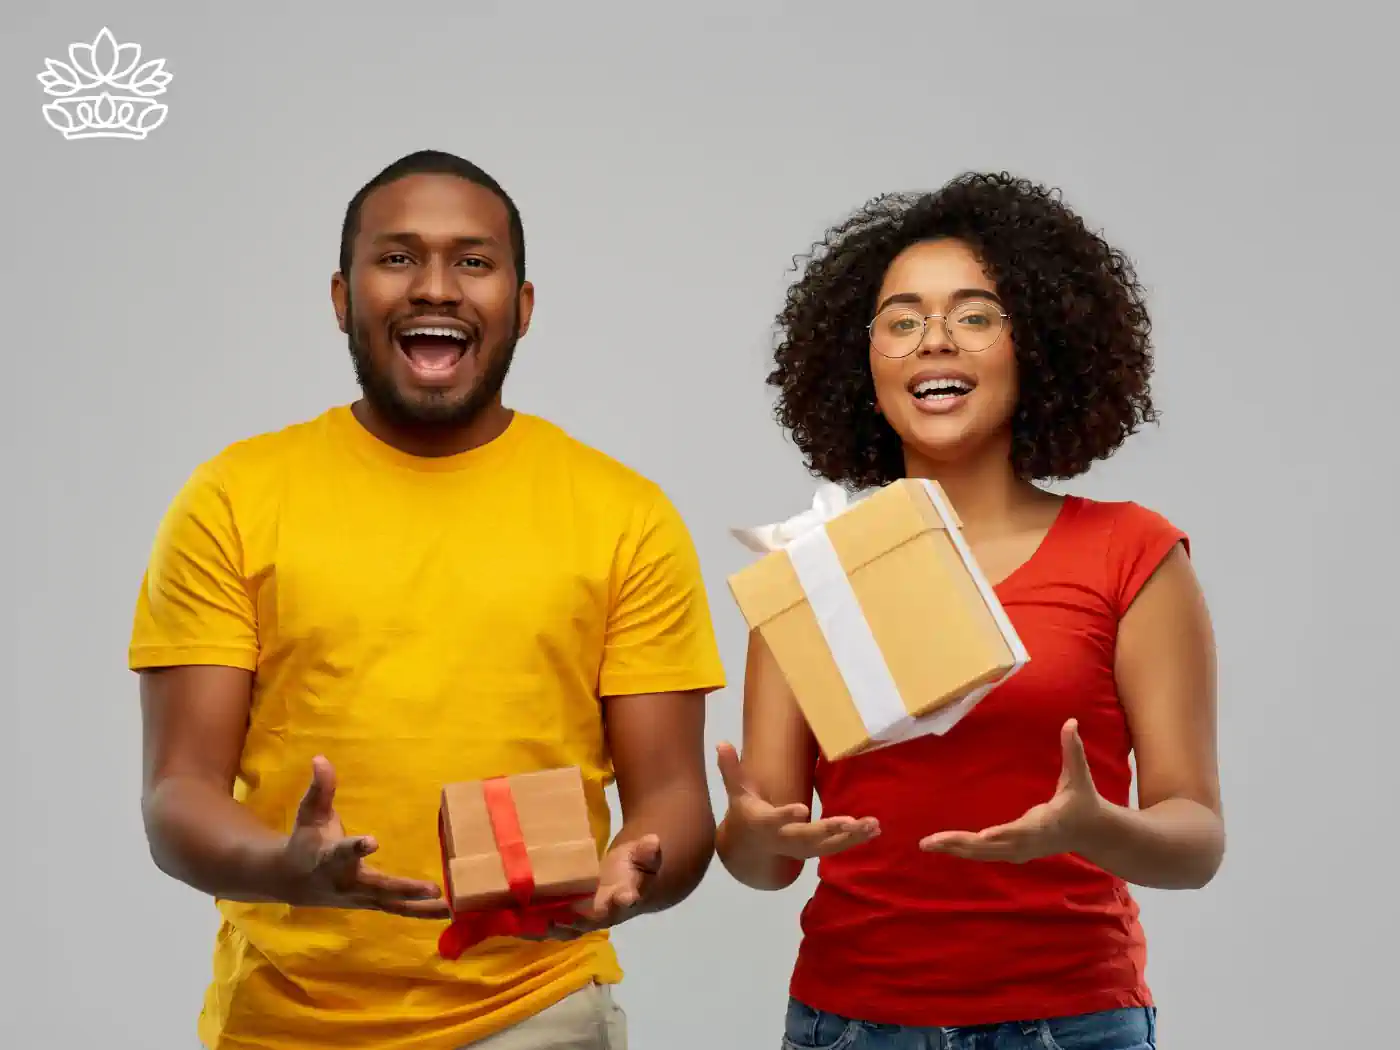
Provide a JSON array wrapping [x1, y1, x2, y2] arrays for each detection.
[[332, 172, 532, 431]]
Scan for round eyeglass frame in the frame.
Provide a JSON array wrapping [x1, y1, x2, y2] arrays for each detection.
[[867, 303, 1010, 358]]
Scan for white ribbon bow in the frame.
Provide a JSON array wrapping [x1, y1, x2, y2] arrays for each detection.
[[730, 482, 853, 553]]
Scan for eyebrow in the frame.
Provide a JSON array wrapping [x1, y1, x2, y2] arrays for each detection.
[[874, 287, 1003, 314], [369, 232, 501, 249]]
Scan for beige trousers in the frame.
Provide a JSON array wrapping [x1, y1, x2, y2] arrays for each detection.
[[463, 981, 627, 1049]]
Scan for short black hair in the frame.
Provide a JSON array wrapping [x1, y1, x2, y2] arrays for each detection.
[[338, 149, 526, 284], [769, 171, 1157, 486]]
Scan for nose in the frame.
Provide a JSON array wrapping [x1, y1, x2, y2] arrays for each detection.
[[916, 317, 956, 356], [408, 257, 461, 305]]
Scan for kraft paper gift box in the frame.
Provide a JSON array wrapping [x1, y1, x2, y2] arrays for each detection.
[[728, 479, 1030, 761], [436, 767, 600, 958]]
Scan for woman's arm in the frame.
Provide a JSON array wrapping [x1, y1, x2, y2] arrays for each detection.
[[1076, 543, 1226, 889], [714, 631, 827, 891]]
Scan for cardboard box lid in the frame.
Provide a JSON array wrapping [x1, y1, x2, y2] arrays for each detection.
[[728, 479, 959, 628], [440, 767, 593, 860]]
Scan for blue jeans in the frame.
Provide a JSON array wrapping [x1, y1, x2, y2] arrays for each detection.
[[782, 997, 1157, 1050]]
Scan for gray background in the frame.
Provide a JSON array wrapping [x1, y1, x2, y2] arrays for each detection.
[[3, 3, 1395, 1047]]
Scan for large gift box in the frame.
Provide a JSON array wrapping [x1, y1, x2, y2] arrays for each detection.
[[436, 767, 600, 958], [728, 479, 1029, 761]]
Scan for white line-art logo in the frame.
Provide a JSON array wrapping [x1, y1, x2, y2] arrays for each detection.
[[37, 27, 172, 141]]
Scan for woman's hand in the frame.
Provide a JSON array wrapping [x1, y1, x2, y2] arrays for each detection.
[[716, 741, 879, 860], [918, 719, 1103, 863]]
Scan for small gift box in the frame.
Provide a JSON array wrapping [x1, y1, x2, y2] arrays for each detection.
[[728, 479, 1030, 761], [436, 767, 600, 958]]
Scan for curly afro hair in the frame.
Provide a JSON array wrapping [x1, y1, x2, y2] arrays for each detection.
[[768, 172, 1157, 488]]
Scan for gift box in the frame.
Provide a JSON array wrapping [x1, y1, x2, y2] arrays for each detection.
[[436, 767, 600, 958], [728, 479, 1029, 761]]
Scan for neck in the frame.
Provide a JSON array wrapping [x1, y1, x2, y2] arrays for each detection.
[[351, 398, 514, 458], [902, 436, 1036, 534]]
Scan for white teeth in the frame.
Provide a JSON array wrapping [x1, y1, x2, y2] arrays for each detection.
[[398, 325, 468, 342], [914, 378, 973, 396]]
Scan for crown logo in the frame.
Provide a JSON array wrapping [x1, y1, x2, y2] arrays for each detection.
[[37, 27, 172, 141]]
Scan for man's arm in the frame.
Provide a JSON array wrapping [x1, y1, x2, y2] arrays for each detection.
[[140, 664, 291, 901], [132, 459, 445, 914], [591, 483, 727, 920], [132, 460, 293, 901], [601, 688, 715, 914]]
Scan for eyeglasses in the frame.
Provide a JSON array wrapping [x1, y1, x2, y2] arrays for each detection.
[[867, 301, 1009, 358]]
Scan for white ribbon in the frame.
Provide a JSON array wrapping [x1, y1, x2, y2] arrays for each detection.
[[731, 483, 911, 741]]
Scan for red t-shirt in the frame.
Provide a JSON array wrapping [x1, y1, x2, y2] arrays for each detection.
[[788, 495, 1189, 1027]]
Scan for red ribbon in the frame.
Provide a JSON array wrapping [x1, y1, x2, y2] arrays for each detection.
[[437, 777, 590, 960]]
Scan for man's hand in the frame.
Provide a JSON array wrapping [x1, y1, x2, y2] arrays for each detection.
[[569, 834, 664, 933], [518, 834, 664, 941], [919, 719, 1104, 863], [716, 741, 879, 860], [274, 756, 450, 917]]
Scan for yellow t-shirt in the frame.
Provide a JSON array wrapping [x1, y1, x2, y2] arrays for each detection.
[[128, 405, 726, 1050]]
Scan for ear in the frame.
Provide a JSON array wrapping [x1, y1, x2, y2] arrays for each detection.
[[515, 280, 536, 339], [330, 272, 349, 334]]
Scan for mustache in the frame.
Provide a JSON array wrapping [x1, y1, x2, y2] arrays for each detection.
[[341, 295, 482, 340]]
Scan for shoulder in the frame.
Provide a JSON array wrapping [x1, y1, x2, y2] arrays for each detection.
[[1061, 495, 1190, 616], [165, 411, 334, 524], [205, 412, 331, 482], [518, 415, 698, 566], [519, 413, 675, 511], [1066, 495, 1188, 552]]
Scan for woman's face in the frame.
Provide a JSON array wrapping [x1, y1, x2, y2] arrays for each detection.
[[868, 238, 1019, 471]]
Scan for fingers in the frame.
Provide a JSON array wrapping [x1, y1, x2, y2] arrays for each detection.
[[375, 896, 453, 919], [628, 834, 663, 879], [798, 828, 876, 857], [320, 834, 377, 876], [1060, 718, 1093, 786], [715, 742, 753, 799], [778, 815, 880, 857], [919, 832, 1025, 863], [295, 756, 338, 828], [919, 822, 1032, 862], [355, 864, 440, 899], [761, 801, 813, 825], [779, 815, 875, 839], [352, 865, 450, 917]]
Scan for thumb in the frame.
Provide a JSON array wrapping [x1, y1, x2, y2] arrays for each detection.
[[629, 834, 663, 876], [715, 742, 754, 799], [295, 755, 337, 827], [1060, 719, 1093, 788]]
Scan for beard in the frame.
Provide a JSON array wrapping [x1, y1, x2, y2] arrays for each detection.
[[345, 297, 519, 431]]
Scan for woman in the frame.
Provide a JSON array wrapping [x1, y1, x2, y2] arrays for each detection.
[[715, 173, 1222, 1050]]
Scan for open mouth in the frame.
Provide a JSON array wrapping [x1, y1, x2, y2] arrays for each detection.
[[911, 377, 976, 403], [394, 324, 476, 377]]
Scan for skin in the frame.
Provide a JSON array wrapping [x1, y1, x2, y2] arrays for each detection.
[[142, 173, 717, 928], [716, 238, 1224, 893], [330, 172, 534, 458]]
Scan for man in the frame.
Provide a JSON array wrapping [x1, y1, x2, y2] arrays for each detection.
[[130, 149, 726, 1050]]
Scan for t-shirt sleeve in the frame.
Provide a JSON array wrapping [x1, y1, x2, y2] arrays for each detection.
[[128, 458, 259, 671], [597, 485, 727, 698], [1108, 501, 1191, 618]]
